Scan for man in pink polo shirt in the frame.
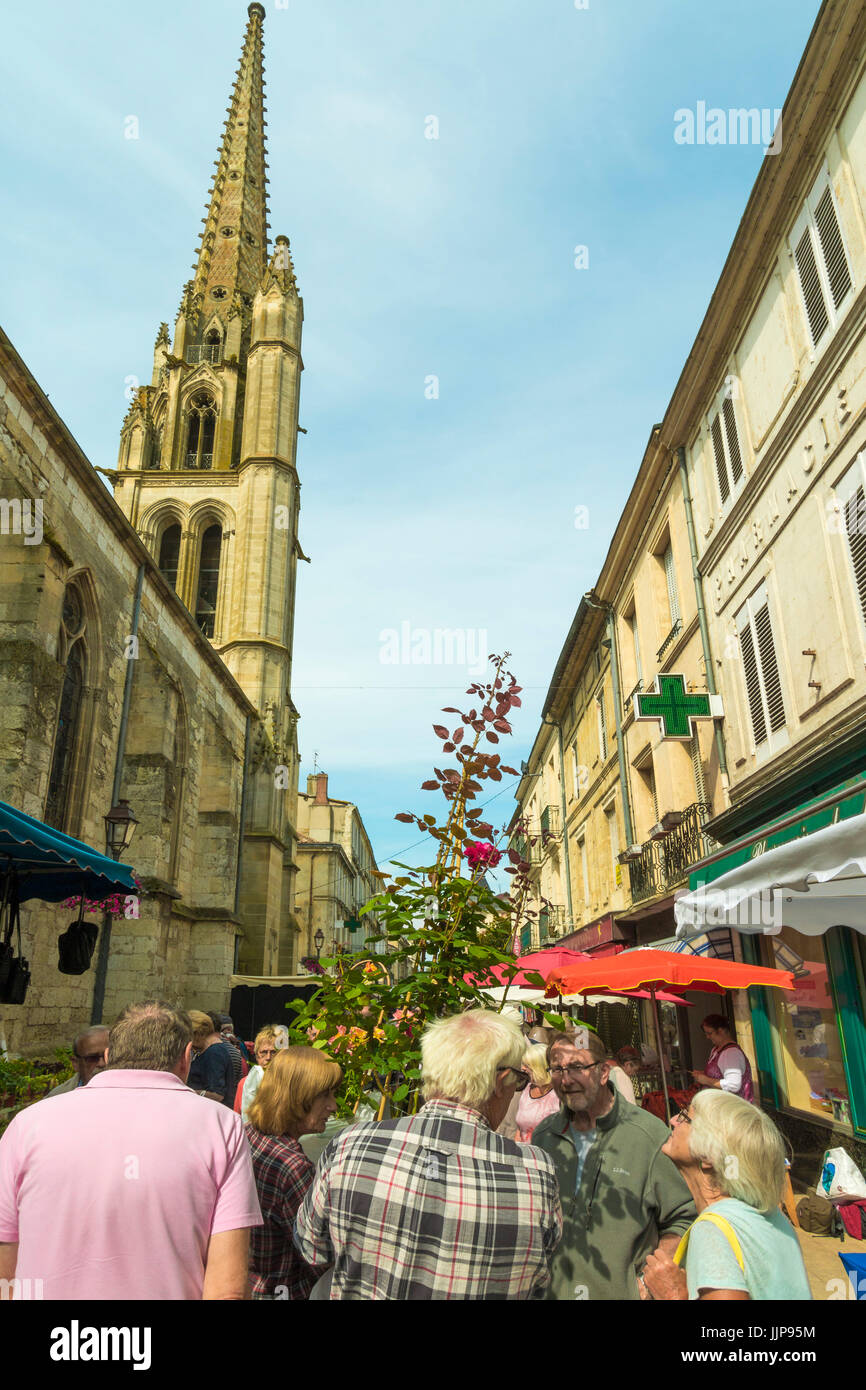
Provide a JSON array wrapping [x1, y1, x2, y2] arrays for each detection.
[[0, 1000, 263, 1300]]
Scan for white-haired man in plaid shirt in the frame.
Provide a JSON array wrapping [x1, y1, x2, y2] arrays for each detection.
[[294, 1009, 562, 1299]]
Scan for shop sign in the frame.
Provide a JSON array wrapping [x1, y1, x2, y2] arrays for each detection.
[[634, 674, 723, 740]]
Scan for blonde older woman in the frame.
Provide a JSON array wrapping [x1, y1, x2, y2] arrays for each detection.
[[641, 1089, 811, 1301], [515, 1043, 560, 1142], [240, 1026, 282, 1121], [245, 1045, 342, 1299]]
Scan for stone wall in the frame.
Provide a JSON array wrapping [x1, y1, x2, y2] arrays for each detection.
[[0, 333, 253, 1056]]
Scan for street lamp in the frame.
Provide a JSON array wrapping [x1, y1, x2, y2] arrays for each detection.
[[103, 800, 139, 861], [313, 928, 324, 961], [90, 799, 138, 1025]]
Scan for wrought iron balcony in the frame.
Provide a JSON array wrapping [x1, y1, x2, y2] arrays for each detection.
[[627, 802, 713, 904], [186, 344, 222, 364], [656, 617, 683, 662], [186, 452, 214, 470]]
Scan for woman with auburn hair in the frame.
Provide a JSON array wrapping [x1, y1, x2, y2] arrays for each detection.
[[640, 1089, 811, 1302], [245, 1046, 342, 1300]]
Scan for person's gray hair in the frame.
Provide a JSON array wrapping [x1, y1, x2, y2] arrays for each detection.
[[72, 1026, 109, 1054], [106, 1000, 193, 1073], [688, 1088, 785, 1212], [421, 1009, 525, 1106]]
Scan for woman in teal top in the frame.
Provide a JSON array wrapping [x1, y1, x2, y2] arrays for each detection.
[[639, 1089, 811, 1301]]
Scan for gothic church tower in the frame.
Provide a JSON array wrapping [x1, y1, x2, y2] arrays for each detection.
[[113, 3, 302, 974]]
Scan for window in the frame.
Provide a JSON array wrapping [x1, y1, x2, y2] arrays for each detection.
[[710, 394, 745, 506], [571, 740, 582, 799], [576, 835, 590, 907], [596, 693, 607, 762], [630, 612, 643, 687], [790, 169, 853, 350], [185, 392, 217, 470], [158, 523, 181, 592], [735, 582, 787, 754], [662, 542, 681, 627], [605, 802, 618, 874], [195, 524, 222, 637], [45, 583, 87, 830], [769, 926, 851, 1128], [834, 452, 866, 628]]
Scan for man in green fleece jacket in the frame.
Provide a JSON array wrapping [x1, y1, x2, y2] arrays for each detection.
[[531, 1030, 695, 1300]]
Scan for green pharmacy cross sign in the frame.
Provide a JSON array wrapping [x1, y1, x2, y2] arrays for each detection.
[[634, 674, 723, 741]]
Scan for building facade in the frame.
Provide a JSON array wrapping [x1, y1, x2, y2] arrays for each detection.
[[294, 773, 382, 971], [0, 4, 306, 1052], [515, 0, 866, 1168]]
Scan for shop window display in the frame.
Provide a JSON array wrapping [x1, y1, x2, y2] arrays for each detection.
[[770, 925, 851, 1127]]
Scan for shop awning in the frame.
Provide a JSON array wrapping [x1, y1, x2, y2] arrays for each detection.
[[0, 799, 137, 903], [675, 809, 866, 939]]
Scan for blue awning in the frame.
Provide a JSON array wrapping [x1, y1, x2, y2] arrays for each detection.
[[0, 800, 137, 903]]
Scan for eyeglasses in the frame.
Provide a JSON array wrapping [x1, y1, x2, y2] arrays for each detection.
[[673, 1106, 692, 1125], [549, 1062, 602, 1078], [75, 1052, 105, 1064], [498, 1067, 530, 1091]]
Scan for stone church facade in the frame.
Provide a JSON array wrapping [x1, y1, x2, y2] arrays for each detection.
[[0, 4, 304, 1053]]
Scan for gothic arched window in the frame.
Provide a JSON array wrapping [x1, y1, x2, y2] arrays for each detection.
[[158, 523, 182, 591], [45, 583, 87, 830], [185, 392, 217, 470], [195, 524, 222, 637]]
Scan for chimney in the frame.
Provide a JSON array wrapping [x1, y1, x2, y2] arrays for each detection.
[[314, 772, 329, 805], [306, 774, 318, 798]]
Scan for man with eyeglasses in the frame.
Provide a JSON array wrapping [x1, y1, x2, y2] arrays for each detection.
[[44, 1027, 109, 1097], [531, 1029, 695, 1301]]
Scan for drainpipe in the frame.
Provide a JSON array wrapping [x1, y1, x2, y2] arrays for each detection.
[[541, 717, 574, 933], [91, 562, 145, 1024], [675, 446, 730, 794], [234, 715, 252, 917], [583, 594, 635, 848]]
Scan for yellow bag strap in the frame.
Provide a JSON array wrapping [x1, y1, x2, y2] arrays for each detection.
[[673, 1211, 746, 1272]]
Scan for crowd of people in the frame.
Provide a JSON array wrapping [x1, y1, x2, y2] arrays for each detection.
[[0, 1000, 812, 1301]]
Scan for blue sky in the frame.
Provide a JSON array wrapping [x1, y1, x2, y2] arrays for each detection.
[[1, 0, 821, 875]]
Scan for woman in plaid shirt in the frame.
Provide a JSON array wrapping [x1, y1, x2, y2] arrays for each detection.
[[245, 1046, 342, 1299]]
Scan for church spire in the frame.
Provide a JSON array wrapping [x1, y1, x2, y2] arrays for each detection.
[[189, 2, 270, 316]]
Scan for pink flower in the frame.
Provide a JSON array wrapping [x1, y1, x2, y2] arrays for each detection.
[[463, 840, 502, 870]]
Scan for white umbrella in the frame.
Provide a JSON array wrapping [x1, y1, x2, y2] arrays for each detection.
[[675, 811, 866, 939], [480, 984, 633, 1007]]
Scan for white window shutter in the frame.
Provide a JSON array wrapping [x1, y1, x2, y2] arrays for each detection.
[[663, 544, 681, 625], [722, 396, 744, 486], [711, 414, 730, 504], [814, 185, 852, 311], [845, 484, 866, 624], [794, 223, 829, 347], [597, 694, 607, 761], [632, 615, 643, 685], [753, 602, 786, 734]]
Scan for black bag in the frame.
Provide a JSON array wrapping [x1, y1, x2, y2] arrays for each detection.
[[58, 896, 99, 975], [797, 1193, 835, 1235], [0, 886, 30, 1006]]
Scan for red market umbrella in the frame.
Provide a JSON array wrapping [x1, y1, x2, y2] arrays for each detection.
[[467, 948, 691, 1005], [544, 950, 795, 1121]]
